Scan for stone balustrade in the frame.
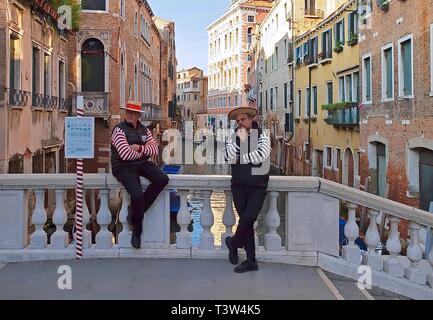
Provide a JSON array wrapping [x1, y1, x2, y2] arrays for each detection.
[[0, 174, 432, 299]]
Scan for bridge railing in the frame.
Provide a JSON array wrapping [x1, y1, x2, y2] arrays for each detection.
[[0, 174, 432, 298]]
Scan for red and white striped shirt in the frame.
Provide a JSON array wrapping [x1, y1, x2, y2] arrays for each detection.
[[111, 127, 158, 161]]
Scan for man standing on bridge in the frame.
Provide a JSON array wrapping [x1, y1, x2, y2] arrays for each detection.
[[224, 107, 271, 273], [110, 101, 169, 249]]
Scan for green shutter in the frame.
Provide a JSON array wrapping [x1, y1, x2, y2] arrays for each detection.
[[341, 19, 346, 44], [348, 14, 353, 36], [402, 40, 412, 96], [366, 58, 371, 101], [385, 49, 393, 98], [313, 87, 317, 115]]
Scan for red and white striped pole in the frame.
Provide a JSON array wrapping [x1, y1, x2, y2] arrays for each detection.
[[75, 96, 84, 259]]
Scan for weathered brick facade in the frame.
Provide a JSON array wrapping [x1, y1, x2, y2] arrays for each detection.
[[154, 16, 177, 131], [67, 0, 163, 173], [359, 0, 433, 211], [1, 0, 71, 174]]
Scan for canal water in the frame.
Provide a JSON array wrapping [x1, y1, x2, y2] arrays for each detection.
[[177, 140, 286, 247]]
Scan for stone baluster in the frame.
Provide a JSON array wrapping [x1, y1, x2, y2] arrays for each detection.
[[383, 216, 404, 277], [342, 203, 361, 265], [81, 190, 92, 249], [51, 189, 69, 249], [30, 190, 47, 249], [200, 190, 215, 250], [176, 190, 192, 249], [404, 222, 427, 285], [363, 209, 383, 271], [95, 189, 113, 249], [265, 192, 281, 251], [221, 191, 235, 249], [428, 228, 433, 288], [118, 189, 132, 248]]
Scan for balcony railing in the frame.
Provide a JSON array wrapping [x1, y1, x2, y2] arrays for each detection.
[[8, 88, 30, 108], [304, 8, 324, 18], [59, 97, 68, 112], [304, 55, 318, 66], [32, 93, 57, 110], [142, 103, 163, 121], [183, 86, 200, 93], [318, 50, 332, 62], [326, 104, 360, 127], [0, 174, 432, 299], [70, 92, 110, 118], [44, 96, 58, 111]]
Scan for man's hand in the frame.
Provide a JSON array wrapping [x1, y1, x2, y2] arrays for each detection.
[[130, 144, 140, 152], [237, 127, 248, 142]]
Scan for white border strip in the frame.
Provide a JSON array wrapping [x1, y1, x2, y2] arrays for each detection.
[[317, 267, 345, 300], [358, 286, 375, 300]]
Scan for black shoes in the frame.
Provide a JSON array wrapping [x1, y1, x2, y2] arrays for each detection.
[[225, 236, 239, 265], [234, 260, 259, 273], [131, 233, 141, 249]]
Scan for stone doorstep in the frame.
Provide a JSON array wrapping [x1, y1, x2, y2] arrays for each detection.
[[318, 253, 433, 300]]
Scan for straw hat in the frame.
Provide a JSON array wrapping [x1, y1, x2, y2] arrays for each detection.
[[227, 107, 258, 120], [121, 100, 143, 113]]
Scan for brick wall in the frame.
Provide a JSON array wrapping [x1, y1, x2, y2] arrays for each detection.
[[359, 0, 433, 208], [68, 0, 163, 173]]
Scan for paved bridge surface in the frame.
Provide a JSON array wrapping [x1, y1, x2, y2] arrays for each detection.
[[0, 259, 408, 300]]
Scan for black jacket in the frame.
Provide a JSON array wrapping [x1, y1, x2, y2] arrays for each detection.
[[111, 120, 150, 170], [225, 122, 271, 188]]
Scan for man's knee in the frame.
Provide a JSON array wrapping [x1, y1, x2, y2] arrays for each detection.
[[128, 190, 143, 203], [239, 215, 257, 227], [157, 173, 169, 189]]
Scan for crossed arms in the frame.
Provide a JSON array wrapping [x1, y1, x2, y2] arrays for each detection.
[[111, 127, 158, 161], [224, 130, 271, 165]]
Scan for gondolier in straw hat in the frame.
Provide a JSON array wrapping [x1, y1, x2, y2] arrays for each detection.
[[110, 100, 169, 249], [224, 107, 271, 273]]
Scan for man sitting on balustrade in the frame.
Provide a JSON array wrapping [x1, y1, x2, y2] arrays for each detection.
[[110, 100, 169, 249], [224, 107, 271, 273]]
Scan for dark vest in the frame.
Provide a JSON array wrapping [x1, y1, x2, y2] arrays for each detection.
[[111, 120, 150, 170], [230, 124, 270, 189]]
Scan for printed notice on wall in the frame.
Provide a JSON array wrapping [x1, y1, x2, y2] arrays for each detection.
[[65, 117, 95, 159]]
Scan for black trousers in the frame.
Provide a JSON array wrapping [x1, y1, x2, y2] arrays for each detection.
[[113, 161, 169, 236], [231, 186, 267, 262]]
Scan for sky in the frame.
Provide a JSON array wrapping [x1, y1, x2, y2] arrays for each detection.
[[148, 0, 230, 75]]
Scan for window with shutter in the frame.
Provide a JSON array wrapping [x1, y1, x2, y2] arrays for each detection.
[[402, 40, 412, 96]]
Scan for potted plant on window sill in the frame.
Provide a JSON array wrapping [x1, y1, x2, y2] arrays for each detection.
[[347, 33, 358, 46], [333, 41, 344, 53]]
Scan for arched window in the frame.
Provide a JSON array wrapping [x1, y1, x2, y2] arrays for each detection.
[[81, 38, 105, 92], [247, 28, 253, 49], [235, 28, 239, 46]]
